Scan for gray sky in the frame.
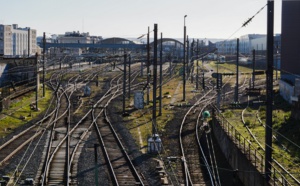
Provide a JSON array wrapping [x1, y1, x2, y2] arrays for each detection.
[[0, 0, 282, 39]]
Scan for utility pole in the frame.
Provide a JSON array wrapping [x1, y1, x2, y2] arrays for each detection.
[[140, 50, 143, 77], [190, 39, 194, 84], [159, 32, 163, 116], [202, 57, 205, 90], [35, 53, 38, 111], [152, 24, 158, 135], [128, 54, 131, 99], [94, 144, 99, 186], [234, 38, 239, 103], [169, 56, 172, 77], [276, 43, 279, 80], [43, 32, 46, 97], [217, 73, 222, 110], [191, 39, 194, 57], [252, 49, 256, 88], [183, 15, 187, 101], [123, 51, 127, 115], [28, 28, 30, 57], [66, 116, 70, 186], [147, 27, 150, 105], [187, 35, 190, 80], [196, 39, 199, 90], [265, 0, 274, 182]]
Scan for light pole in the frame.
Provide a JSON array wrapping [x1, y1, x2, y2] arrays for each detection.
[[43, 32, 46, 97], [183, 15, 187, 101]]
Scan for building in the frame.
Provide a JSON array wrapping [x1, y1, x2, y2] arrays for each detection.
[[279, 1, 300, 103], [215, 34, 266, 56], [55, 31, 102, 44], [48, 31, 103, 56], [280, 1, 300, 85], [0, 24, 37, 57]]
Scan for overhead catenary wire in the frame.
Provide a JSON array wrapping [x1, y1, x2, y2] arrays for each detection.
[[216, 3, 268, 51], [242, 4, 267, 27]]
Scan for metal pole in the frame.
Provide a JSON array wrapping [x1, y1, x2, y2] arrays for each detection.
[[35, 53, 38, 110], [66, 116, 70, 186], [123, 52, 127, 115], [265, 0, 274, 182], [28, 28, 30, 57], [94, 144, 99, 186], [183, 15, 187, 101], [128, 54, 131, 99], [159, 32, 163, 116], [276, 43, 278, 80], [140, 51, 143, 77], [187, 35, 190, 81], [234, 38, 239, 103], [196, 39, 199, 90], [43, 32, 46, 97], [152, 24, 158, 135], [252, 49, 256, 88], [147, 27, 150, 105], [169, 57, 172, 77], [202, 57, 205, 90]]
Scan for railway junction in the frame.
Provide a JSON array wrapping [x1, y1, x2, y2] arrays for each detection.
[[1, 6, 300, 185]]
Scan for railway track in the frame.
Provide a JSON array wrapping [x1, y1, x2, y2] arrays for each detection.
[[35, 65, 109, 185], [176, 72, 250, 185], [91, 66, 146, 185], [92, 79, 146, 185], [0, 63, 109, 184], [32, 63, 145, 185]]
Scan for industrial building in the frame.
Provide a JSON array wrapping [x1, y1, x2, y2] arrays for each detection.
[[45, 31, 103, 56], [215, 34, 266, 55], [279, 1, 300, 103], [0, 24, 37, 57]]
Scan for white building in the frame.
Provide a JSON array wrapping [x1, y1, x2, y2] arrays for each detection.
[[0, 24, 37, 57], [55, 31, 102, 44], [49, 31, 103, 56], [215, 34, 266, 55]]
